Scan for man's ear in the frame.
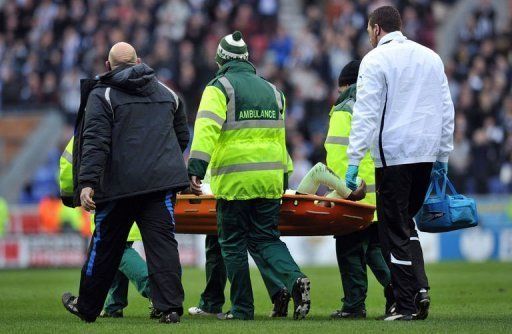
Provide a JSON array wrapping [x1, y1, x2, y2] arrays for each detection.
[[105, 61, 111, 71], [375, 24, 381, 37], [136, 57, 142, 64]]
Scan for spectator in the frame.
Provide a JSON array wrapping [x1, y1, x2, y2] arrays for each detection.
[[0, 0, 509, 195]]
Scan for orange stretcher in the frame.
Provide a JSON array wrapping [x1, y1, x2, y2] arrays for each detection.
[[174, 194, 375, 236]]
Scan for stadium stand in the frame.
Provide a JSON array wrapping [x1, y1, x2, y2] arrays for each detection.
[[0, 0, 510, 205], [0, 114, 42, 168]]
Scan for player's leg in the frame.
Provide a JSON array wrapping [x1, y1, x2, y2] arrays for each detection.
[[297, 162, 352, 198]]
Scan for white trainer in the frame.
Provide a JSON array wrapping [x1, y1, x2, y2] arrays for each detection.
[[188, 307, 216, 317]]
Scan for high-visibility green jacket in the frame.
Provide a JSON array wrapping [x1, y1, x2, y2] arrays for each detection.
[[59, 138, 142, 241], [325, 84, 377, 220], [0, 197, 8, 237], [188, 60, 288, 200]]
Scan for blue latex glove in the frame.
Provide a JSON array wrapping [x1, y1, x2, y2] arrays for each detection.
[[433, 161, 448, 175], [345, 165, 359, 191]]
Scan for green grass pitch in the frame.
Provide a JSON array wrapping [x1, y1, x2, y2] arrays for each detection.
[[0, 262, 511, 333]]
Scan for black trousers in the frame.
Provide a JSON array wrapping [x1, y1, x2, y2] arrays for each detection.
[[77, 191, 184, 321], [375, 163, 431, 315]]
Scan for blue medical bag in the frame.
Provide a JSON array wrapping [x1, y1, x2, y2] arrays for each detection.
[[415, 172, 478, 233]]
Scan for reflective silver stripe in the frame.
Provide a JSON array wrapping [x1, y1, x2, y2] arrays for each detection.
[[266, 81, 283, 115], [218, 77, 235, 123], [222, 119, 284, 131], [390, 253, 412, 266], [325, 136, 349, 145], [189, 150, 211, 163], [366, 184, 376, 193], [158, 81, 180, 110], [61, 150, 72, 163], [211, 161, 285, 176], [105, 87, 113, 120], [197, 110, 225, 127], [105, 87, 112, 109]]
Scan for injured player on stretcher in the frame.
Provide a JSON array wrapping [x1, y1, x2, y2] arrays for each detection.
[[200, 162, 367, 205]]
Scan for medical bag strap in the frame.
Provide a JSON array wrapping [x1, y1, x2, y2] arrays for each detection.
[[435, 173, 448, 198], [424, 179, 435, 200], [444, 174, 459, 196], [427, 171, 447, 199]]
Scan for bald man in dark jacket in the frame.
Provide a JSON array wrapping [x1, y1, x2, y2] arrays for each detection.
[[62, 42, 189, 324]]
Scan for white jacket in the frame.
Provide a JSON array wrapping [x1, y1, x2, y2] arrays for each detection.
[[347, 31, 454, 168]]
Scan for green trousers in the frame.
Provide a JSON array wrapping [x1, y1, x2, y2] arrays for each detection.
[[198, 235, 285, 314], [216, 198, 305, 320], [335, 223, 391, 313], [103, 242, 151, 314]]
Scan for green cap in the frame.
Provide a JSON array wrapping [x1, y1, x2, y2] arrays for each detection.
[[215, 31, 249, 65]]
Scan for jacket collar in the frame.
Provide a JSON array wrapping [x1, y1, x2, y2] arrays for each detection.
[[330, 84, 357, 116], [334, 83, 356, 105], [216, 60, 256, 76], [378, 31, 407, 47]]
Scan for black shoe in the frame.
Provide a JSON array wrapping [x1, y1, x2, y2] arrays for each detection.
[[149, 301, 163, 319], [414, 290, 430, 320], [384, 303, 396, 317], [159, 311, 180, 324], [269, 288, 291, 317], [292, 277, 311, 320], [330, 309, 366, 319], [99, 309, 123, 318], [61, 292, 95, 323], [383, 312, 413, 321]]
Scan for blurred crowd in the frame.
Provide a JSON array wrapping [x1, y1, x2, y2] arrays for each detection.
[[0, 0, 510, 200], [446, 1, 512, 194]]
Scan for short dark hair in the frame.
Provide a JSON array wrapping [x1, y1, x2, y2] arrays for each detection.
[[368, 6, 402, 33]]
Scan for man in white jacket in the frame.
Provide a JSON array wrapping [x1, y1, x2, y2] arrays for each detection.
[[345, 6, 454, 321]]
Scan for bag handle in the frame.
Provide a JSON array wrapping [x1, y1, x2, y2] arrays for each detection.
[[424, 178, 435, 199], [444, 174, 459, 195], [426, 171, 448, 199]]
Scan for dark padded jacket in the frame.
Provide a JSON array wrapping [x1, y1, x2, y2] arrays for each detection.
[[77, 64, 190, 204]]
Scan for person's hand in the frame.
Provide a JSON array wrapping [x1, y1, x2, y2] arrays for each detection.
[[345, 165, 359, 191], [347, 179, 367, 201], [80, 187, 96, 212], [432, 161, 448, 176], [190, 175, 203, 196]]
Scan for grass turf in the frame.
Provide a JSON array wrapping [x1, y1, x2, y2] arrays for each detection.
[[0, 262, 511, 333]]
